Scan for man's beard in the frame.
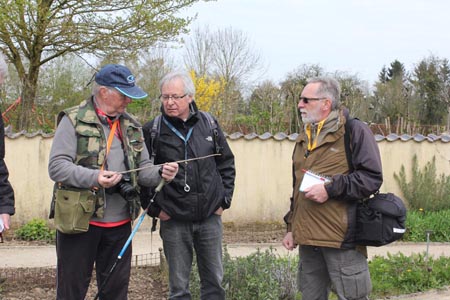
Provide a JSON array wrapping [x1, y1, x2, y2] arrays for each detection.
[[300, 109, 320, 124]]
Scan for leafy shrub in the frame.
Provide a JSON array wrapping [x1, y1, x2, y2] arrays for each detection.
[[403, 209, 450, 242], [190, 247, 300, 300], [15, 218, 55, 242], [394, 155, 450, 211], [370, 253, 450, 298], [188, 247, 450, 299]]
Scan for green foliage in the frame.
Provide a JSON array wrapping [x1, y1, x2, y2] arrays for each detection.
[[394, 155, 450, 211], [412, 56, 450, 125], [243, 80, 287, 134], [15, 218, 55, 242], [0, 0, 202, 131], [190, 247, 300, 300], [387, 60, 406, 80], [403, 209, 450, 242], [370, 253, 450, 298], [187, 246, 450, 299], [333, 71, 371, 121]]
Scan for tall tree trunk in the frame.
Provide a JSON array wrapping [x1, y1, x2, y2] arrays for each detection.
[[447, 106, 450, 132], [17, 65, 40, 131]]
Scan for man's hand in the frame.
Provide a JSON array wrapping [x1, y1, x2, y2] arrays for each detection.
[[0, 213, 11, 231], [98, 170, 122, 188], [303, 184, 329, 204], [282, 232, 297, 251], [214, 207, 224, 215], [159, 210, 171, 221], [160, 162, 178, 182]]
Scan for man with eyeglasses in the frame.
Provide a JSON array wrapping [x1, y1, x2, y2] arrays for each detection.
[[48, 64, 178, 299], [141, 71, 235, 300], [282, 77, 383, 300]]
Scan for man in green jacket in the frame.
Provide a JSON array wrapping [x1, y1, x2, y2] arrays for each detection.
[[282, 77, 383, 300], [48, 64, 178, 299]]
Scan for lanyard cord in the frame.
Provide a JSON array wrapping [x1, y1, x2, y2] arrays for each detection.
[[101, 119, 119, 171], [95, 106, 123, 141], [162, 117, 194, 192]]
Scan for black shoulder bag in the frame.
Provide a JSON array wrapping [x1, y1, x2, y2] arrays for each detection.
[[345, 118, 407, 247]]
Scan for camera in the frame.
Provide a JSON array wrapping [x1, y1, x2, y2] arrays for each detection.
[[118, 175, 138, 200], [105, 174, 138, 200]]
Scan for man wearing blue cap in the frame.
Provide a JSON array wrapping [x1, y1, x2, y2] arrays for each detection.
[[48, 64, 179, 300]]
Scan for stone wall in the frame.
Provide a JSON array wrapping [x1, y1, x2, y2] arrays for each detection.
[[5, 134, 449, 226]]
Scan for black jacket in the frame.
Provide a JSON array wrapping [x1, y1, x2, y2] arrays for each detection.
[[0, 109, 15, 215], [141, 102, 235, 221]]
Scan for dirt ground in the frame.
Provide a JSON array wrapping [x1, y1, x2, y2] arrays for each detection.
[[1, 223, 450, 300], [0, 222, 285, 299], [0, 266, 167, 300]]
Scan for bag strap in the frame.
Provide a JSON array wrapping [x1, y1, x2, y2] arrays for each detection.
[[344, 117, 380, 198], [344, 117, 354, 172], [201, 111, 222, 155], [149, 115, 161, 163]]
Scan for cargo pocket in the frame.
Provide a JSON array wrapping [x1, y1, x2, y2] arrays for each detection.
[[54, 188, 96, 234], [340, 262, 372, 299]]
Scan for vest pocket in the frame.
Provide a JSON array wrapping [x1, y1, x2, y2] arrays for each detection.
[[54, 188, 96, 234]]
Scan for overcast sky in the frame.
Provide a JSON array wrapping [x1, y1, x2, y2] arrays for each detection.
[[179, 0, 449, 86]]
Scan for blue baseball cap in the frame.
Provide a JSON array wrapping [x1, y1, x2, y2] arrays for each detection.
[[95, 64, 148, 99]]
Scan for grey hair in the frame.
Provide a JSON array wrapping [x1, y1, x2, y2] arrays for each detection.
[[92, 82, 120, 99], [307, 77, 341, 110], [92, 82, 102, 97], [0, 53, 8, 82], [159, 71, 195, 97]]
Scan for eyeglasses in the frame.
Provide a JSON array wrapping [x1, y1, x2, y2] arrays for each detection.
[[159, 94, 187, 101], [299, 96, 327, 104]]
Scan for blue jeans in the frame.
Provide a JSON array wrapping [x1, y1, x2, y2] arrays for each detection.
[[160, 214, 225, 300]]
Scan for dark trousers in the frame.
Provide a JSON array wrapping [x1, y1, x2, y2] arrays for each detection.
[[56, 222, 132, 300], [298, 245, 371, 300]]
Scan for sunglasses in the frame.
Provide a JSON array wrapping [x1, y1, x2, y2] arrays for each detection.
[[299, 97, 327, 104]]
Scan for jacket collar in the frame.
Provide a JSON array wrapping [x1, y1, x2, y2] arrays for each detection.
[[298, 108, 346, 144]]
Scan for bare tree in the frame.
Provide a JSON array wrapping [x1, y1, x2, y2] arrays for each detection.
[[212, 27, 262, 126], [181, 26, 263, 128], [183, 26, 214, 77], [211, 27, 262, 86]]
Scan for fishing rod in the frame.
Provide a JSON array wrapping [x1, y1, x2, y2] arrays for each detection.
[[117, 153, 221, 175], [94, 153, 220, 299]]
